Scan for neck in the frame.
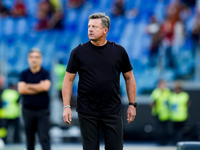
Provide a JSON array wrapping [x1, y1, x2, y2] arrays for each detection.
[[30, 66, 41, 74], [90, 39, 107, 46]]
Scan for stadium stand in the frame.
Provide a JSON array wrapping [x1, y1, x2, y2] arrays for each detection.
[[0, 0, 199, 95]]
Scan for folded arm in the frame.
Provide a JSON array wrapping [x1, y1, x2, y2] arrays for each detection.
[[27, 80, 51, 92], [18, 80, 51, 95]]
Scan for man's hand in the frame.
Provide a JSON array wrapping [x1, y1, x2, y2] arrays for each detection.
[[39, 80, 50, 91], [127, 105, 136, 124], [63, 108, 72, 125]]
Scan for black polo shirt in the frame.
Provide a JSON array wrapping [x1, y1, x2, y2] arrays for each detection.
[[67, 41, 133, 115], [19, 68, 50, 110]]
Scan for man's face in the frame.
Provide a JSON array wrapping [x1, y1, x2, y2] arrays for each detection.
[[28, 51, 42, 68], [88, 18, 108, 41], [158, 81, 166, 90]]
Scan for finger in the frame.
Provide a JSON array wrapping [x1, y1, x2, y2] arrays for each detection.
[[131, 116, 135, 122], [127, 112, 130, 122], [127, 113, 133, 123], [66, 120, 71, 125], [63, 115, 71, 125], [128, 118, 133, 124], [69, 113, 72, 122], [128, 117, 132, 124], [64, 117, 71, 125], [128, 114, 136, 123]]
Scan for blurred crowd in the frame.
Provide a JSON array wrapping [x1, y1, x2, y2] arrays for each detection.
[[0, 0, 27, 18], [0, 0, 200, 146], [0, 0, 87, 31], [145, 0, 200, 74], [0, 0, 64, 31], [0, 0, 199, 76]]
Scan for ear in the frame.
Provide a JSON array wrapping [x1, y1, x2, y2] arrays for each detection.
[[104, 28, 108, 34]]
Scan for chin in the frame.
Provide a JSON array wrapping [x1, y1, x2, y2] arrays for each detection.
[[90, 38, 98, 42], [31, 65, 39, 68]]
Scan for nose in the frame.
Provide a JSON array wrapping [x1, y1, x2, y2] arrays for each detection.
[[88, 26, 93, 32]]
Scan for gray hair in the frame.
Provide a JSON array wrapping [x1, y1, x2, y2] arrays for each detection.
[[28, 48, 42, 56], [89, 13, 110, 31]]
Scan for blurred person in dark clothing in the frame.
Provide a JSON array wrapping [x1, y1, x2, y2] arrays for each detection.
[[48, 0, 64, 29], [1, 83, 21, 143], [18, 48, 51, 150], [191, 16, 200, 56], [0, 0, 10, 17], [191, 15, 200, 79], [169, 81, 190, 144], [35, 0, 55, 31], [35, 0, 64, 31], [11, 0, 27, 17], [111, 0, 125, 17], [36, 7, 49, 31], [160, 15, 176, 69], [62, 13, 137, 150], [159, 0, 188, 69], [150, 80, 171, 145], [161, 0, 190, 70], [146, 15, 162, 67]]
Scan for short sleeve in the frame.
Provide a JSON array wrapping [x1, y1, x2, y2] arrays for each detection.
[[121, 48, 133, 73], [43, 70, 50, 80], [66, 48, 79, 73], [19, 71, 26, 82]]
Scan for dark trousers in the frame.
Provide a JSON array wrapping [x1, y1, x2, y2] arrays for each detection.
[[78, 112, 123, 150], [4, 118, 21, 143], [22, 108, 50, 150], [154, 117, 170, 145], [171, 121, 186, 144]]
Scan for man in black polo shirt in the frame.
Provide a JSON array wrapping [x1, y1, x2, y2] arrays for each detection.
[[18, 48, 51, 150], [62, 13, 137, 150]]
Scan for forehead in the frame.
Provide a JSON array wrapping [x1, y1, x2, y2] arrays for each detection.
[[88, 18, 102, 25], [28, 51, 41, 57]]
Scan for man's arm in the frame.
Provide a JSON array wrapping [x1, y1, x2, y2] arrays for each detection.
[[18, 80, 51, 95], [26, 80, 51, 92], [62, 72, 76, 125], [123, 70, 137, 124], [18, 82, 39, 95]]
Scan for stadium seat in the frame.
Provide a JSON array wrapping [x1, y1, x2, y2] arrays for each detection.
[[0, 0, 196, 94]]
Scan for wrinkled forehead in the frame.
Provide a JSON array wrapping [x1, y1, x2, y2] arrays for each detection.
[[88, 18, 102, 25]]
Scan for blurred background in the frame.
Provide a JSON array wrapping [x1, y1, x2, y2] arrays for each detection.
[[0, 0, 200, 147]]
